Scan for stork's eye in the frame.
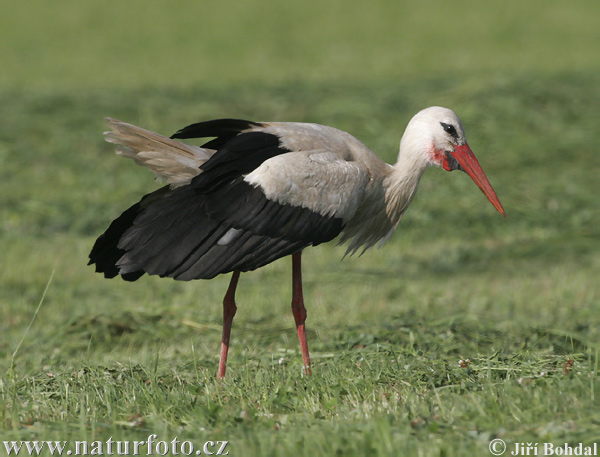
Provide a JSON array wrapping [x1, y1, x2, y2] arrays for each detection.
[[440, 122, 458, 138]]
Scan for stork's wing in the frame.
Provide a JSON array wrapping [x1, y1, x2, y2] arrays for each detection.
[[90, 119, 370, 280]]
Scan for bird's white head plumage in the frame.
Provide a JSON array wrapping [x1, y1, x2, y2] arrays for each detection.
[[398, 106, 467, 170], [394, 106, 505, 218]]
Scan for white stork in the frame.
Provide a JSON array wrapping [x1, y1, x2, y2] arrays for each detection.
[[89, 107, 505, 378]]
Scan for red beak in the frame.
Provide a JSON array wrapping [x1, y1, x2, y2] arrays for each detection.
[[452, 143, 506, 218]]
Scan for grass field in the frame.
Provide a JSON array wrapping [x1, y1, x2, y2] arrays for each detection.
[[1, 1, 599, 456]]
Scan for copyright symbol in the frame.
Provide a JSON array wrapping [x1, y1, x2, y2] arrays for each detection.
[[489, 438, 507, 455]]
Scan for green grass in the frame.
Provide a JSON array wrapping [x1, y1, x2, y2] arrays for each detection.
[[1, 1, 600, 456], [1, 0, 599, 91]]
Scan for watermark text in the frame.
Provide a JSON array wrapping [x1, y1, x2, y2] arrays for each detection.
[[3, 435, 229, 456], [489, 439, 597, 456]]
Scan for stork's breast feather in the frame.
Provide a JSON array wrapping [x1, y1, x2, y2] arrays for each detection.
[[243, 151, 369, 223]]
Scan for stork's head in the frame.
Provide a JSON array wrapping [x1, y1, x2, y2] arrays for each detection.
[[401, 106, 506, 217]]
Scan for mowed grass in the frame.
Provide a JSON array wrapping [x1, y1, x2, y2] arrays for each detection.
[[1, 76, 598, 456], [1, 1, 600, 456]]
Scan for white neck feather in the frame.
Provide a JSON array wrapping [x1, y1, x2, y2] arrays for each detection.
[[384, 127, 433, 224]]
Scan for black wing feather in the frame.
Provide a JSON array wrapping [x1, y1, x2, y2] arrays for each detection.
[[89, 186, 171, 280], [90, 118, 345, 282], [108, 179, 343, 280], [192, 132, 287, 193], [170, 118, 261, 140]]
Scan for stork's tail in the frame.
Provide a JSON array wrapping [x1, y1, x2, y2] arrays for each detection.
[[104, 118, 212, 187]]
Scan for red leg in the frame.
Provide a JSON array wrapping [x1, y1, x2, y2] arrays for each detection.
[[291, 251, 312, 375], [218, 271, 240, 379]]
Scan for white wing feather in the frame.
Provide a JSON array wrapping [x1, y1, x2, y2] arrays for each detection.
[[244, 150, 370, 223]]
